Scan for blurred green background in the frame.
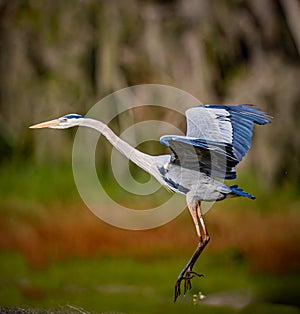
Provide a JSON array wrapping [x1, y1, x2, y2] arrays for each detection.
[[0, 1, 299, 313]]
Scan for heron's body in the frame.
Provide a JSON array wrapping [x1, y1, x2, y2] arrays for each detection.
[[30, 104, 272, 301], [73, 115, 256, 203], [157, 158, 249, 201]]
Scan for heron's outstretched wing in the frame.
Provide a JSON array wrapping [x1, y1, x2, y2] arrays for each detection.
[[160, 135, 238, 179], [160, 104, 272, 179]]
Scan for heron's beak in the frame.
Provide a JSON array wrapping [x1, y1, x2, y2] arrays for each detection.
[[29, 119, 60, 129]]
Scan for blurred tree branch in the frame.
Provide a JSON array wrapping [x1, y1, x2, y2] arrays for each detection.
[[280, 0, 300, 54]]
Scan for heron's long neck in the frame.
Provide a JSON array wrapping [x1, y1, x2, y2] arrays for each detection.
[[80, 118, 159, 175]]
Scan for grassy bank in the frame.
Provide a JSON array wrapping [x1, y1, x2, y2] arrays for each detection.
[[0, 251, 299, 314], [0, 162, 299, 313]]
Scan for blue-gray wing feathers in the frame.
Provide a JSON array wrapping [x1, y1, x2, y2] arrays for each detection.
[[160, 104, 272, 180]]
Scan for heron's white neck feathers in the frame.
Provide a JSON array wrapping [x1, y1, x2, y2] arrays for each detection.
[[79, 118, 164, 181]]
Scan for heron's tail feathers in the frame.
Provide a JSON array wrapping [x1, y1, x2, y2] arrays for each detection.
[[229, 184, 256, 200]]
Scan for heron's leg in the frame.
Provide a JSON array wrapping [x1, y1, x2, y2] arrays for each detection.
[[186, 203, 210, 273], [174, 202, 210, 302]]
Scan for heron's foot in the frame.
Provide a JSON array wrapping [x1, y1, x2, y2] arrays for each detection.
[[174, 270, 203, 302]]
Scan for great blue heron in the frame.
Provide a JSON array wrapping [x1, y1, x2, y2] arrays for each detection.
[[30, 104, 271, 301]]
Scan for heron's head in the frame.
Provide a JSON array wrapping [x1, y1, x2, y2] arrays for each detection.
[[29, 114, 85, 129]]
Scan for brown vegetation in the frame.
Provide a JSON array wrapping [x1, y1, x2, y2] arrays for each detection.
[[0, 204, 299, 273]]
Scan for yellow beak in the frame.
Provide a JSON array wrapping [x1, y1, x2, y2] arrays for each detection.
[[29, 119, 60, 129]]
